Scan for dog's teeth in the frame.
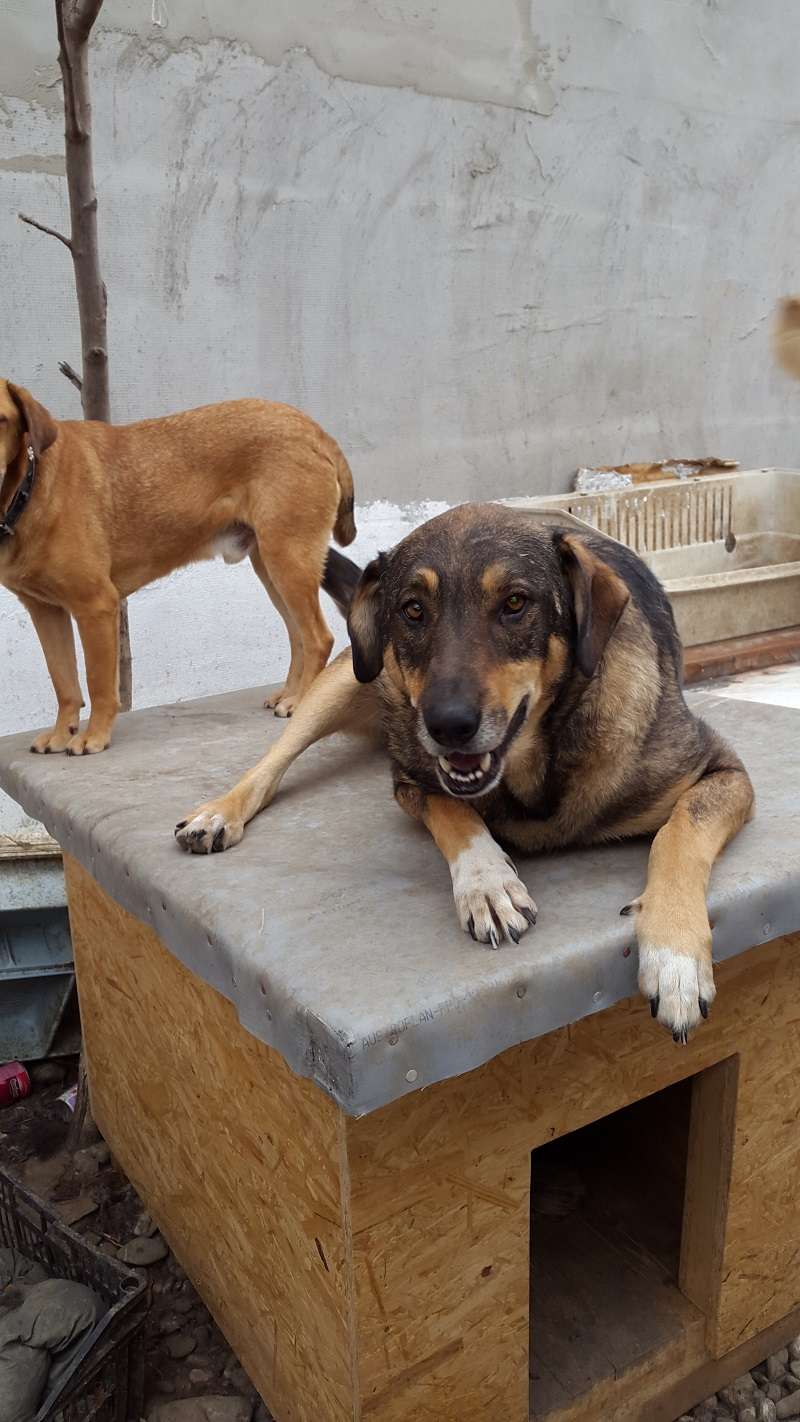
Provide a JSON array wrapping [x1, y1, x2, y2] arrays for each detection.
[[437, 754, 490, 787]]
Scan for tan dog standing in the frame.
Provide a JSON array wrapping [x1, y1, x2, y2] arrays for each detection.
[[0, 382, 355, 754]]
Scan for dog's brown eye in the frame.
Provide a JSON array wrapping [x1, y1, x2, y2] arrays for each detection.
[[502, 593, 527, 617], [402, 600, 424, 623]]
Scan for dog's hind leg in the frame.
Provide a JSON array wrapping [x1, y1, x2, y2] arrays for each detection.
[[175, 651, 379, 854], [250, 506, 335, 717], [395, 783, 538, 947], [626, 758, 754, 1042], [18, 595, 85, 754], [249, 550, 305, 715]]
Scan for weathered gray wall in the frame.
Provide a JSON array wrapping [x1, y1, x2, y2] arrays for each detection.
[[1, 0, 799, 831], [4, 0, 800, 494]]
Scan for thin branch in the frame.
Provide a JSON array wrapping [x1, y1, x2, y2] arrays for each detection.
[[58, 360, 83, 392], [18, 211, 73, 251]]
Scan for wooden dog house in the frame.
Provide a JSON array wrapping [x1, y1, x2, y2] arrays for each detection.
[[1, 686, 798, 1421]]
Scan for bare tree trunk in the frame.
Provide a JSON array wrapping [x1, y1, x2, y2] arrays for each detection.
[[24, 0, 133, 1151], [57, 0, 132, 709], [21, 0, 132, 710], [56, 0, 109, 421]]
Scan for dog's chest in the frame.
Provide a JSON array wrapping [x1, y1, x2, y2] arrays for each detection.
[[0, 544, 43, 597], [485, 775, 561, 843], [485, 741, 595, 852]]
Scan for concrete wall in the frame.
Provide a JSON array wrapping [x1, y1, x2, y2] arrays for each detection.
[[2, 0, 799, 832]]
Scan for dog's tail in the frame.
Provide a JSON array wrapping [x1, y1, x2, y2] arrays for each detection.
[[322, 547, 362, 618], [330, 442, 357, 547]]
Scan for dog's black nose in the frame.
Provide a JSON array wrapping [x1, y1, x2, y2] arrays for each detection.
[[424, 700, 481, 747]]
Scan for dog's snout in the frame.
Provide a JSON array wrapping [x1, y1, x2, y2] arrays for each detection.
[[423, 698, 481, 747]]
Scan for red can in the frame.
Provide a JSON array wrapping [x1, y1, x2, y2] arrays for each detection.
[[0, 1062, 31, 1107]]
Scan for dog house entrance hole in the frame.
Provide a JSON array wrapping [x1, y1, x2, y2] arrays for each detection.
[[530, 1076, 707, 1418]]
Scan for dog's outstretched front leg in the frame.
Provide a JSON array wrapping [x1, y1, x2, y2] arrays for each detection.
[[625, 763, 754, 1041], [176, 651, 377, 854], [395, 783, 537, 947]]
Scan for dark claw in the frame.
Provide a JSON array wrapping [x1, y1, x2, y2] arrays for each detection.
[[650, 995, 660, 1018], [699, 997, 709, 1019], [620, 902, 634, 916], [175, 820, 187, 832], [211, 827, 226, 852], [467, 914, 477, 942], [508, 924, 520, 944], [521, 906, 537, 927], [672, 1026, 689, 1045]]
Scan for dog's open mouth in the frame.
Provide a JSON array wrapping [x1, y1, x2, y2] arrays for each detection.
[[434, 697, 529, 798], [437, 748, 500, 796]]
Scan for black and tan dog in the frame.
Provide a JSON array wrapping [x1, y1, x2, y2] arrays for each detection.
[[175, 503, 754, 1041]]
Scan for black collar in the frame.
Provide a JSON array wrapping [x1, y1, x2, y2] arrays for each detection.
[[0, 444, 36, 542]]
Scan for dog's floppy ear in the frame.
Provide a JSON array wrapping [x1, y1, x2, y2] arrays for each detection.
[[556, 532, 630, 678], [348, 553, 388, 683], [7, 383, 58, 458]]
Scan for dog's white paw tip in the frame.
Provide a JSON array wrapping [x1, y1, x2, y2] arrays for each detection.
[[639, 946, 715, 1039]]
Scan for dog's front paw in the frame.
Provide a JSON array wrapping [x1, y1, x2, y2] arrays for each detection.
[[175, 806, 244, 855], [263, 686, 297, 717], [65, 729, 110, 756], [31, 722, 79, 755], [450, 832, 537, 947], [637, 943, 715, 1043], [264, 685, 288, 710]]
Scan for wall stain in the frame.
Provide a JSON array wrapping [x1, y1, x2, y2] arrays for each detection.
[[0, 152, 66, 175]]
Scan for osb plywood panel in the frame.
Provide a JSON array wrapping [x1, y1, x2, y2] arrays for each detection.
[[715, 934, 800, 1354], [348, 935, 800, 1415], [64, 855, 355, 1422], [352, 1141, 530, 1420]]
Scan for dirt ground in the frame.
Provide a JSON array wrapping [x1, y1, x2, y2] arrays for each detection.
[[0, 1058, 274, 1420]]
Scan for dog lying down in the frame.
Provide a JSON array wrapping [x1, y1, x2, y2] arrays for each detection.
[[176, 503, 754, 1042]]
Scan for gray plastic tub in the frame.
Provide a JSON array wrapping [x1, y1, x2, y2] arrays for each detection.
[[0, 845, 74, 1061], [509, 469, 800, 646]]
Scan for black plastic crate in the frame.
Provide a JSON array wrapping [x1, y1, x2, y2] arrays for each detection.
[[0, 1165, 148, 1421]]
